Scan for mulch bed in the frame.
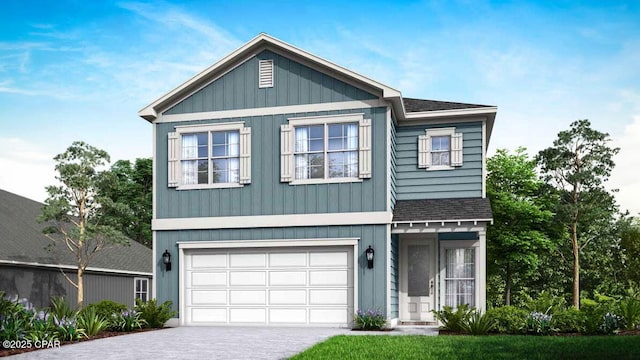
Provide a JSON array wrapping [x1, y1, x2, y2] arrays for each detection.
[[0, 327, 167, 357]]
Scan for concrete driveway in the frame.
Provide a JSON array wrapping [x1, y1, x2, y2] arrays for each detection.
[[9, 327, 349, 360]]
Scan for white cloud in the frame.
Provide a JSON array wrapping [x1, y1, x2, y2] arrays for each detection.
[[609, 115, 640, 216], [0, 138, 56, 203]]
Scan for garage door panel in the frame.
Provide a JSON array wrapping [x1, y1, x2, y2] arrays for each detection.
[[309, 252, 348, 267], [191, 290, 227, 305], [230, 308, 266, 323], [192, 254, 226, 268], [269, 290, 306, 305], [269, 252, 307, 267], [230, 253, 266, 267], [191, 308, 226, 323], [269, 309, 307, 323], [229, 271, 266, 286], [309, 309, 349, 324], [230, 290, 266, 305], [309, 270, 348, 286], [309, 289, 348, 305], [269, 271, 307, 286], [191, 272, 226, 286]]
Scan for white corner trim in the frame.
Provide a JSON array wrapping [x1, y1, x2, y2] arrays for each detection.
[[179, 246, 186, 326], [177, 238, 358, 249], [482, 120, 487, 198], [153, 211, 393, 231], [0, 260, 152, 277], [157, 99, 387, 123], [151, 231, 157, 300]]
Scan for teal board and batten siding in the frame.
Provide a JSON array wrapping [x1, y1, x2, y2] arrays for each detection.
[[395, 122, 483, 200], [164, 50, 377, 115], [156, 107, 388, 219], [155, 225, 388, 316]]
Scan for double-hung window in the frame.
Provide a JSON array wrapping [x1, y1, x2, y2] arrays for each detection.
[[280, 113, 371, 184], [444, 248, 476, 307], [134, 278, 149, 302], [294, 123, 359, 180], [418, 127, 463, 170], [167, 122, 251, 189]]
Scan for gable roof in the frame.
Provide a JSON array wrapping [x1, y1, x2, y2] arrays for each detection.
[[138, 33, 496, 137], [0, 189, 152, 275], [392, 198, 492, 223]]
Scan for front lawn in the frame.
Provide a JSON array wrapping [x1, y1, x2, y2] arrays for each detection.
[[290, 335, 640, 360]]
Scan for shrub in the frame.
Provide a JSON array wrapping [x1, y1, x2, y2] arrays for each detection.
[[485, 306, 528, 334], [462, 310, 495, 335], [432, 304, 473, 332], [135, 299, 177, 328], [50, 297, 77, 320], [600, 313, 623, 335], [354, 308, 386, 330], [523, 291, 566, 314], [110, 309, 145, 332], [618, 296, 640, 330], [580, 298, 621, 335], [83, 300, 128, 324], [525, 311, 556, 335], [553, 307, 583, 333], [77, 306, 108, 337]]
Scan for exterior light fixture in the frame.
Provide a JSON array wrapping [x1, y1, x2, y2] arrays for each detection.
[[162, 249, 172, 271], [365, 245, 374, 269]]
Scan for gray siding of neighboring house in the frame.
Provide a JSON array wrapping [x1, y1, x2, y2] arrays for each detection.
[[156, 224, 388, 316], [156, 107, 388, 219], [395, 122, 483, 200], [164, 50, 378, 115], [390, 234, 399, 318], [0, 265, 150, 308]]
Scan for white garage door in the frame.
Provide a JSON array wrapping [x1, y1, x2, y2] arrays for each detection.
[[184, 246, 354, 326]]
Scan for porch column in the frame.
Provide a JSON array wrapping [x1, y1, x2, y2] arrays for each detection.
[[478, 228, 487, 311]]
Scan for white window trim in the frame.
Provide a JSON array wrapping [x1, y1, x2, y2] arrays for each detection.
[[418, 127, 462, 171], [286, 113, 367, 185], [438, 239, 480, 310], [173, 122, 249, 190], [134, 277, 149, 302]]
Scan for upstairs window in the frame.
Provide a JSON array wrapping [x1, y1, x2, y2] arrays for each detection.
[[168, 122, 251, 189], [418, 127, 463, 170], [281, 113, 371, 184]]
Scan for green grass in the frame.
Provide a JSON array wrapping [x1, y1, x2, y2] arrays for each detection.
[[290, 335, 640, 360]]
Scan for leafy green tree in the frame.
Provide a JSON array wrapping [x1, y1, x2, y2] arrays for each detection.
[[487, 148, 555, 306], [38, 141, 130, 307], [537, 119, 619, 308], [620, 217, 640, 287], [99, 158, 152, 247]]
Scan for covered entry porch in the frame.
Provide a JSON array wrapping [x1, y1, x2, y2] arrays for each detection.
[[390, 198, 492, 325]]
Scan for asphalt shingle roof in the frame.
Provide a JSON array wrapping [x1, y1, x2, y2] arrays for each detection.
[[0, 189, 152, 274], [403, 97, 493, 112], [393, 197, 493, 222]]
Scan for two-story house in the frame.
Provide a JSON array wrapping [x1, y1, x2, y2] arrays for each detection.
[[139, 33, 495, 327]]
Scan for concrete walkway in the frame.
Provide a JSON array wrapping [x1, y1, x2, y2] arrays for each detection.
[[8, 327, 349, 360]]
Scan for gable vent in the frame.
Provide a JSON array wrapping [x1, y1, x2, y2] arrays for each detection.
[[258, 60, 274, 88]]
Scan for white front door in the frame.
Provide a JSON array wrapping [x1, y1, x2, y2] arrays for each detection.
[[400, 238, 436, 321]]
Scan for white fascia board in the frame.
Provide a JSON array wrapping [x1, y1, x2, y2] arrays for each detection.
[[403, 107, 497, 120], [153, 211, 392, 231], [139, 33, 399, 122], [391, 225, 488, 234], [0, 260, 152, 277], [157, 99, 387, 124], [177, 238, 358, 249]]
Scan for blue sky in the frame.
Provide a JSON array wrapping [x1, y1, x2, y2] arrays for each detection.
[[1, 1, 639, 214]]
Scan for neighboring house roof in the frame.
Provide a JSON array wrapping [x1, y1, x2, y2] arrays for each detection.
[[138, 33, 497, 142], [0, 189, 152, 276], [392, 198, 493, 222]]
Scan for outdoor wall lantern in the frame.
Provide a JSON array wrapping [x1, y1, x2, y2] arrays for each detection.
[[365, 245, 375, 269], [162, 249, 172, 271]]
